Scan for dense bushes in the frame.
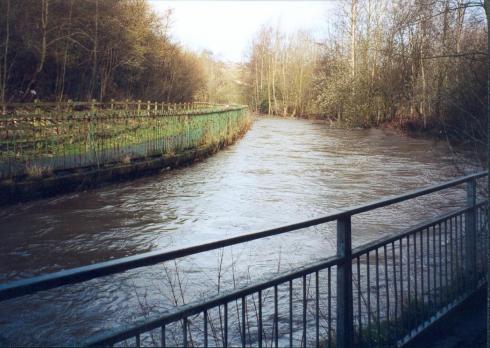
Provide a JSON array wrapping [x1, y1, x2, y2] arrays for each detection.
[[243, 0, 487, 147]]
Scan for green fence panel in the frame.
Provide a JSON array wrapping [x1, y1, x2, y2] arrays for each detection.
[[0, 103, 249, 179]]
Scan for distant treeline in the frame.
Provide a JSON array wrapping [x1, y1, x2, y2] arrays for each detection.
[[0, 0, 206, 103], [243, 0, 487, 146], [2, 0, 487, 149]]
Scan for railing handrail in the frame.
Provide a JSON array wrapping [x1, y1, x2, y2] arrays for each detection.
[[0, 171, 486, 302], [83, 200, 488, 346], [0, 102, 247, 118], [0, 101, 244, 108], [84, 254, 343, 346]]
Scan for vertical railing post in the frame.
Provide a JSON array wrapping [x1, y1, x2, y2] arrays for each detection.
[[465, 178, 477, 288], [337, 215, 353, 348], [34, 98, 40, 115]]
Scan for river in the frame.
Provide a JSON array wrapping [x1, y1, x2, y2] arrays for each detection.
[[0, 117, 476, 346]]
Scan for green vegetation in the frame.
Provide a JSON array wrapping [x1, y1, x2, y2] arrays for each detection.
[[0, 0, 252, 182], [242, 1, 487, 150], [0, 102, 250, 179], [1, 0, 486, 162], [196, 50, 247, 106]]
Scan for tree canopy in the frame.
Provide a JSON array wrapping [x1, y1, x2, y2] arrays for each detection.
[[0, 0, 205, 103]]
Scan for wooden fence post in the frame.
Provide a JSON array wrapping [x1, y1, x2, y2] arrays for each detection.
[[91, 99, 96, 112], [110, 99, 114, 110], [336, 215, 353, 348], [34, 99, 40, 115], [137, 100, 141, 115], [465, 178, 477, 288]]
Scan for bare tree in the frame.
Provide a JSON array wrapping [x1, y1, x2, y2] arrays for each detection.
[[484, 1, 490, 346], [0, 0, 10, 113]]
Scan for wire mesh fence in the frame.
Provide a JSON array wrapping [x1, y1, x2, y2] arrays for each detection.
[[0, 101, 249, 179]]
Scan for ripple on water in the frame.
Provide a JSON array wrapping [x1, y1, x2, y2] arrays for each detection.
[[0, 117, 479, 345]]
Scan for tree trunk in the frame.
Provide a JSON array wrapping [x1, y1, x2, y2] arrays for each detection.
[[267, 54, 272, 115], [272, 31, 279, 116], [23, 0, 49, 99], [455, 1, 466, 55], [57, 0, 74, 102], [421, 58, 427, 127], [90, 0, 99, 100], [1, 0, 10, 112], [485, 2, 490, 347], [298, 61, 304, 116], [350, 0, 357, 78], [254, 58, 259, 112], [260, 53, 264, 98], [282, 49, 288, 117], [272, 52, 277, 115], [435, 1, 450, 121]]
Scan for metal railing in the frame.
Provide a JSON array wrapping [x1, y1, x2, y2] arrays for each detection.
[[0, 100, 214, 114], [0, 172, 487, 347], [0, 101, 249, 179]]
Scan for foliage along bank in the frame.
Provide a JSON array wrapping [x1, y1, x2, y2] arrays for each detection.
[[0, 0, 205, 103], [242, 0, 487, 151]]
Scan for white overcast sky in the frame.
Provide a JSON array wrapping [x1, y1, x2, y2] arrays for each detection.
[[148, 1, 337, 62]]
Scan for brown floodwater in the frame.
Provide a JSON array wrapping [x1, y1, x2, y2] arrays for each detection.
[[0, 117, 480, 346]]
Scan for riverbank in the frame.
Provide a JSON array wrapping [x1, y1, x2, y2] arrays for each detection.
[[0, 117, 475, 346], [0, 111, 252, 206], [405, 286, 486, 348], [256, 112, 485, 166]]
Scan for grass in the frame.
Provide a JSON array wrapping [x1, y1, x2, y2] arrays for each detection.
[[0, 106, 250, 178], [352, 273, 475, 348], [25, 164, 52, 178]]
